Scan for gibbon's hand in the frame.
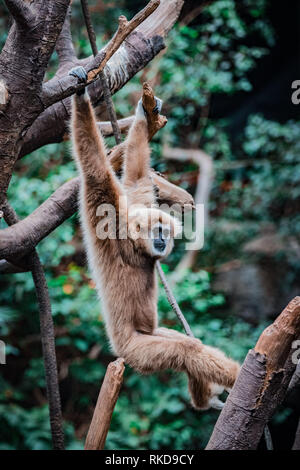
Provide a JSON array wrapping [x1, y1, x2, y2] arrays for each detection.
[[69, 66, 88, 95]]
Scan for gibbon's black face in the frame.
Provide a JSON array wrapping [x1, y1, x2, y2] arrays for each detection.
[[127, 207, 181, 260], [152, 224, 170, 254]]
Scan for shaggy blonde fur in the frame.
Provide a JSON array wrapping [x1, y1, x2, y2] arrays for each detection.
[[71, 84, 240, 410]]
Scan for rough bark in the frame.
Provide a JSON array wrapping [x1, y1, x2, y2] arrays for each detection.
[[85, 358, 125, 450], [206, 297, 300, 450], [0, 0, 71, 204]]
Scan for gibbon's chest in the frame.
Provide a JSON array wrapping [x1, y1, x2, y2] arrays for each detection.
[[97, 241, 158, 322]]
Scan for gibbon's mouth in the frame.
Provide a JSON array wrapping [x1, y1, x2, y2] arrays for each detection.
[[153, 238, 166, 253]]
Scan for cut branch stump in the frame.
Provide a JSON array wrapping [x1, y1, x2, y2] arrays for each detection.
[[85, 358, 125, 450]]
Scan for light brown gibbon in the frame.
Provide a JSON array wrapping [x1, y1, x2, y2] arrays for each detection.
[[69, 66, 240, 410]]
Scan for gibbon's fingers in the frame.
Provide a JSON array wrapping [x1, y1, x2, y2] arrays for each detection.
[[69, 66, 88, 96], [69, 66, 88, 83]]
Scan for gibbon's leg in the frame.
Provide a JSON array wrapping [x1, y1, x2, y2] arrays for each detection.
[[154, 327, 227, 410], [122, 97, 162, 187], [121, 329, 240, 409], [69, 66, 121, 207]]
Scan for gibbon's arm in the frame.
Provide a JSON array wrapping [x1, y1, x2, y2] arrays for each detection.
[[69, 67, 122, 207], [122, 98, 162, 187]]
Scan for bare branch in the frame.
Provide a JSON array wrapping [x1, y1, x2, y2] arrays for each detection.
[[85, 358, 125, 450], [0, 178, 80, 259], [4, 0, 35, 28], [206, 297, 300, 450]]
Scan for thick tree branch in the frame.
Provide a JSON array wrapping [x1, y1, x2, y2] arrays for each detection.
[[206, 297, 300, 450], [4, 0, 35, 28], [0, 178, 80, 259]]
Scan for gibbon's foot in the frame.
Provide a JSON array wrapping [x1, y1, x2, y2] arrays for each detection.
[[153, 97, 163, 115], [69, 66, 88, 96]]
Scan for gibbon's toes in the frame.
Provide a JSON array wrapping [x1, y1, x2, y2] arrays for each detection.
[[69, 66, 88, 84], [153, 97, 163, 114], [208, 396, 225, 410]]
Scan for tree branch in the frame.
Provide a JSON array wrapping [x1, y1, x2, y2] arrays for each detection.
[[85, 358, 125, 450], [4, 0, 35, 28], [206, 297, 300, 450]]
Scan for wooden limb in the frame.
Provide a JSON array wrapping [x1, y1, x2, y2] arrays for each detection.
[[4, 0, 35, 28], [206, 297, 300, 450], [85, 358, 125, 450], [0, 178, 80, 259], [41, 0, 161, 107]]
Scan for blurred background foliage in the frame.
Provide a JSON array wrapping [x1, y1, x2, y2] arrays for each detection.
[[0, 0, 299, 450]]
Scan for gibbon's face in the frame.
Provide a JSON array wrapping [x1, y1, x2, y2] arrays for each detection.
[[127, 207, 181, 260]]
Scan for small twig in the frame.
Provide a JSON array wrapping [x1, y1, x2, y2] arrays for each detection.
[[81, 0, 122, 145], [85, 358, 125, 450], [156, 261, 194, 338]]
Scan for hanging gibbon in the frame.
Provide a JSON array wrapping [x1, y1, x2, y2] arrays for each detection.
[[69, 66, 240, 410]]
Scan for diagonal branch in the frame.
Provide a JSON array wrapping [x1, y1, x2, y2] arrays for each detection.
[[41, 0, 161, 108], [206, 297, 300, 450], [4, 0, 35, 28]]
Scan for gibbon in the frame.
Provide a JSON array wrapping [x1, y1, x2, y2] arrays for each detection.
[[69, 66, 240, 410]]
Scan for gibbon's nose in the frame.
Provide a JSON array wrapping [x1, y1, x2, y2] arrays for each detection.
[[153, 238, 166, 252]]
